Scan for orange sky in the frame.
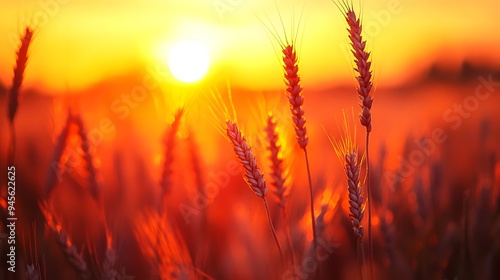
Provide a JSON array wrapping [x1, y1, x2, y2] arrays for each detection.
[[1, 0, 499, 92]]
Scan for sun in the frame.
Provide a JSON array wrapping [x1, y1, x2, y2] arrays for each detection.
[[166, 41, 210, 83]]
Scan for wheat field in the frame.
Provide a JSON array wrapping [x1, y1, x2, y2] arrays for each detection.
[[1, 1, 500, 280]]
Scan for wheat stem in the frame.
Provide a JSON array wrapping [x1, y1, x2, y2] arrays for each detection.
[[45, 113, 73, 198], [338, 2, 375, 277], [265, 114, 296, 267], [304, 148, 317, 250], [161, 108, 184, 201], [282, 44, 317, 256], [7, 27, 33, 167], [40, 202, 91, 279], [366, 131, 374, 279], [281, 208, 295, 268], [8, 27, 33, 124], [72, 114, 100, 202], [263, 197, 287, 270], [226, 121, 287, 270]]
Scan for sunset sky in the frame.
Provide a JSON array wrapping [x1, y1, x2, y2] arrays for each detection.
[[1, 0, 499, 92]]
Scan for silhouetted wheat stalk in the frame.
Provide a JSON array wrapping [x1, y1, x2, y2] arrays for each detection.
[[40, 202, 91, 279], [7, 27, 33, 123], [72, 114, 100, 201], [43, 112, 117, 280], [45, 112, 100, 202], [134, 210, 197, 279], [336, 1, 375, 277], [2, 28, 33, 280], [187, 129, 204, 195], [45, 113, 73, 198], [186, 128, 209, 269], [226, 120, 287, 269], [160, 108, 184, 202], [265, 114, 296, 267], [6, 27, 33, 164]]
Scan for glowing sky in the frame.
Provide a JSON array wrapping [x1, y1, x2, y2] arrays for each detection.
[[0, 0, 499, 92]]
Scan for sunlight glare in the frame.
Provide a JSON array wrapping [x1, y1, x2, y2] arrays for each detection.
[[166, 41, 210, 83]]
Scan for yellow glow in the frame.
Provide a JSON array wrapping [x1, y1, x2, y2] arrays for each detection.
[[165, 41, 210, 83], [1, 0, 500, 91]]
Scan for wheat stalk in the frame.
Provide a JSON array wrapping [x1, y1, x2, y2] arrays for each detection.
[[264, 114, 296, 267], [187, 129, 204, 194], [134, 211, 196, 279], [344, 152, 367, 279], [8, 27, 33, 124], [5, 27, 33, 208], [336, 1, 375, 277], [333, 134, 367, 279], [45, 113, 73, 198], [282, 45, 309, 149], [40, 202, 91, 279], [330, 111, 368, 279], [45, 113, 100, 201], [303, 202, 339, 272], [281, 43, 318, 260], [334, 1, 374, 132], [226, 121, 267, 198], [72, 114, 100, 202], [160, 108, 184, 200], [265, 115, 288, 206], [344, 152, 364, 240], [186, 129, 209, 268], [226, 120, 287, 269]]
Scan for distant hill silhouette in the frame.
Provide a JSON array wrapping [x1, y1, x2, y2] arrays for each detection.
[[1, 60, 499, 97], [424, 60, 500, 83]]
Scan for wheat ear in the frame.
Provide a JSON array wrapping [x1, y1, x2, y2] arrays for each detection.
[[345, 152, 367, 279], [264, 114, 295, 267], [282, 44, 317, 254], [72, 114, 100, 202], [331, 112, 367, 279], [134, 211, 196, 279], [160, 108, 184, 200], [226, 121, 287, 269], [344, 12, 373, 133], [8, 27, 33, 124], [6, 27, 33, 169], [337, 1, 375, 277], [40, 202, 91, 279], [45, 113, 73, 198], [344, 152, 364, 240]]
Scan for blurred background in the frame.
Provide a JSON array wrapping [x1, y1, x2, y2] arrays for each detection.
[[0, 0, 499, 91]]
